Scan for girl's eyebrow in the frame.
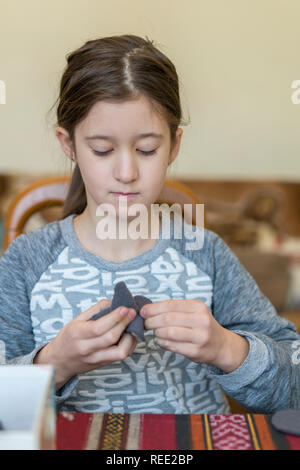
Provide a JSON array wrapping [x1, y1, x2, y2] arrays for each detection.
[[85, 133, 163, 141]]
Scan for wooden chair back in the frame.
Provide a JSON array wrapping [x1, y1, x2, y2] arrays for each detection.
[[3, 177, 202, 252]]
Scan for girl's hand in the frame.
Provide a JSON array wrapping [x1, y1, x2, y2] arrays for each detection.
[[141, 299, 249, 373], [34, 299, 138, 389]]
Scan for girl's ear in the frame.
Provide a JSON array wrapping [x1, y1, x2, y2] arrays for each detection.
[[56, 126, 76, 162], [168, 127, 183, 165]]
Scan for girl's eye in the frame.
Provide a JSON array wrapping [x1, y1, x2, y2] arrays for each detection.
[[92, 149, 157, 156], [139, 149, 157, 156], [93, 150, 112, 156]]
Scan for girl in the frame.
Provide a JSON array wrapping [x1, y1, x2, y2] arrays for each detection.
[[1, 34, 300, 414]]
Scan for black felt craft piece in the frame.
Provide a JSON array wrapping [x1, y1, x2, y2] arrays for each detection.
[[88, 281, 152, 341], [271, 409, 300, 436]]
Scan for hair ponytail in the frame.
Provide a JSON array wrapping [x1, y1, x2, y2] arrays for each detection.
[[61, 164, 86, 219]]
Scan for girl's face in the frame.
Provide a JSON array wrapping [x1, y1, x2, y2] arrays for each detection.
[[57, 94, 182, 222]]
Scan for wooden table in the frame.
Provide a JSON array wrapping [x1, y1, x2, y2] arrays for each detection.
[[56, 412, 300, 450]]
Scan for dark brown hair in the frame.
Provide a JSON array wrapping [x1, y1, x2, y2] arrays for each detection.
[[50, 34, 186, 218]]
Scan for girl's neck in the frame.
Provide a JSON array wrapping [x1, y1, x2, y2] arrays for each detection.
[[73, 208, 161, 263]]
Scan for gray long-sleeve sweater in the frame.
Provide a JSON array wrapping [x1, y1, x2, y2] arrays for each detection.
[[0, 213, 299, 414]]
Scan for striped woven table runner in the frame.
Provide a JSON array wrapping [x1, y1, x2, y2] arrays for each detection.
[[56, 412, 300, 450]]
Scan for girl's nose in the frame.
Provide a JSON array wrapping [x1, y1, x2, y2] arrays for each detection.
[[113, 152, 139, 183]]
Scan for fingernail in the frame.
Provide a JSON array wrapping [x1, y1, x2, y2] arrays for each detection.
[[120, 307, 128, 316], [128, 309, 136, 320], [140, 308, 146, 317]]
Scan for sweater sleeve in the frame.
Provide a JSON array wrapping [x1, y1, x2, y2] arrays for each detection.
[[205, 231, 300, 413], [0, 235, 77, 404]]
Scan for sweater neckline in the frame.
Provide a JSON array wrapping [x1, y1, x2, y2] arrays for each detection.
[[59, 212, 174, 271]]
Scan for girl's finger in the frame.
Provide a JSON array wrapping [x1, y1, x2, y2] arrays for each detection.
[[145, 311, 200, 330], [141, 299, 203, 318], [155, 326, 195, 343], [84, 333, 137, 365], [81, 306, 136, 339], [80, 312, 137, 352], [75, 299, 112, 321], [156, 338, 200, 359], [117, 333, 138, 357]]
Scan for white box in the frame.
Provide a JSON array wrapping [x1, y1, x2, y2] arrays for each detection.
[[0, 365, 56, 450]]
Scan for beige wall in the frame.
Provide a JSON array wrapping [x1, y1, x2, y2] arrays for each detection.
[[0, 0, 300, 180]]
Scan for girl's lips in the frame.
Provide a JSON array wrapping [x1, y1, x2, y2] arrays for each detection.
[[111, 192, 139, 198]]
